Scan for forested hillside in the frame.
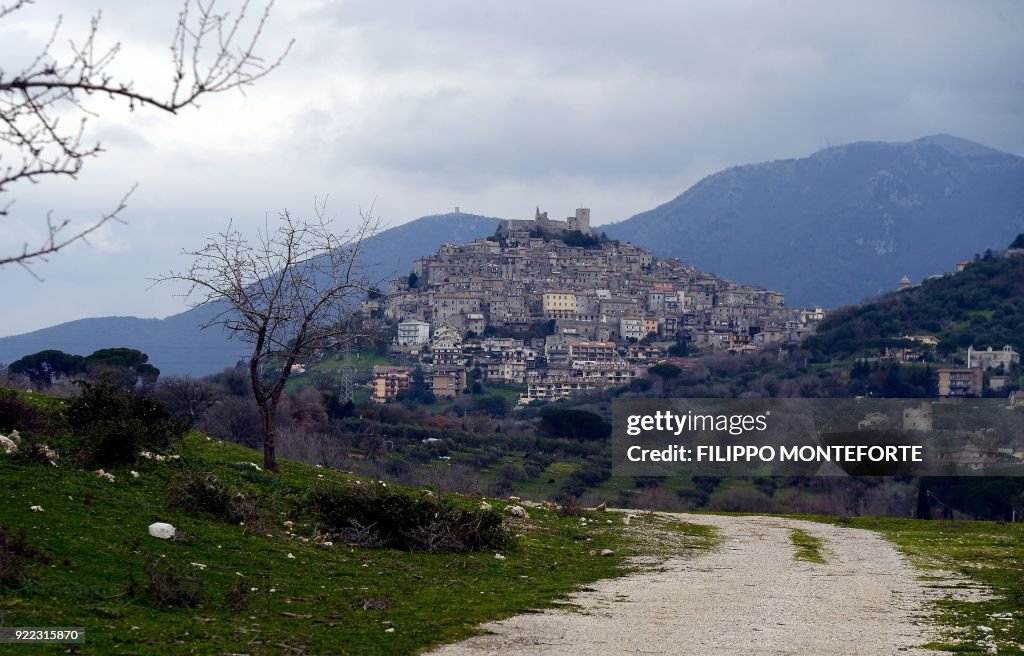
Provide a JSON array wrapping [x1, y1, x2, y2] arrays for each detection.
[[806, 249, 1024, 360]]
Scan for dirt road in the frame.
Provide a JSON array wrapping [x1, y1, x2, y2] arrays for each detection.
[[428, 514, 966, 655]]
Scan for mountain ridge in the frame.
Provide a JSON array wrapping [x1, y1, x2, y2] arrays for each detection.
[[603, 134, 1024, 308]]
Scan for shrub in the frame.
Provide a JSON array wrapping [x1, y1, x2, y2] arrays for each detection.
[[0, 388, 52, 436], [167, 471, 263, 527], [138, 555, 204, 608], [221, 579, 253, 610], [556, 494, 584, 517], [308, 483, 511, 553], [0, 524, 53, 589], [64, 380, 187, 465]]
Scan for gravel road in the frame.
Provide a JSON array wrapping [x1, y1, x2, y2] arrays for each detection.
[[428, 513, 971, 655]]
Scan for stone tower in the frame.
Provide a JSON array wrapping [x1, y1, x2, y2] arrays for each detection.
[[568, 207, 592, 234]]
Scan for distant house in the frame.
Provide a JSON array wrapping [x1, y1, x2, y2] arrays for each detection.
[[905, 335, 940, 347], [858, 413, 891, 430], [989, 375, 1012, 392], [937, 368, 984, 397], [371, 366, 411, 403], [396, 319, 430, 346], [429, 365, 466, 400], [967, 345, 1020, 371]]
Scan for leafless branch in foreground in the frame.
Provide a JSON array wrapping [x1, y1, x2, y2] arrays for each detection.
[[0, 0, 293, 273]]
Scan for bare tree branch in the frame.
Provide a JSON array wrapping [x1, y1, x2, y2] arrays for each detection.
[[152, 203, 384, 472], [0, 0, 293, 273]]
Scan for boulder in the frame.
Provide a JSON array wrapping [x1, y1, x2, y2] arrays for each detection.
[[148, 522, 176, 539], [505, 505, 528, 519]]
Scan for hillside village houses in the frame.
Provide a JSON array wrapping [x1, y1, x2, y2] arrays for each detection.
[[369, 208, 827, 404]]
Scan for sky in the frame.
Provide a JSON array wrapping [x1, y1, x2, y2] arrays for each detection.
[[1, 0, 1022, 337]]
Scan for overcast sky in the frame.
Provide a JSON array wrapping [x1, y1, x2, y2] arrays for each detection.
[[1, 0, 1022, 338]]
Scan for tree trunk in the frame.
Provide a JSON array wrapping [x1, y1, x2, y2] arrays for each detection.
[[260, 402, 278, 473], [915, 479, 931, 520]]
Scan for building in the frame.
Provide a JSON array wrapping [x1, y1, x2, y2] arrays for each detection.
[[372, 366, 411, 403], [620, 316, 644, 341], [937, 368, 984, 397], [396, 319, 430, 346], [967, 345, 1020, 371], [429, 365, 466, 399], [989, 375, 1012, 392], [430, 326, 464, 366], [902, 403, 933, 432], [498, 207, 593, 238], [543, 291, 578, 317], [521, 377, 600, 403], [568, 340, 618, 363]]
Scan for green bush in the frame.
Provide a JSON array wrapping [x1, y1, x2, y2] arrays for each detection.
[[167, 471, 264, 527], [0, 388, 53, 436], [136, 555, 204, 608], [64, 380, 188, 466], [308, 483, 511, 553]]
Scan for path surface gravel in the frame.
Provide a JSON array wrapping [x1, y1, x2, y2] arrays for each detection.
[[428, 513, 969, 655]]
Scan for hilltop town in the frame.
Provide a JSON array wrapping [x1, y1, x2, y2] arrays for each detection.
[[364, 208, 826, 404]]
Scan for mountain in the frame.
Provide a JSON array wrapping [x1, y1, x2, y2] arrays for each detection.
[[602, 135, 1024, 308], [0, 212, 501, 376]]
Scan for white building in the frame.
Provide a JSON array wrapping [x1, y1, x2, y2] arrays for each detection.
[[619, 316, 644, 341], [396, 319, 430, 346], [967, 345, 1020, 371]]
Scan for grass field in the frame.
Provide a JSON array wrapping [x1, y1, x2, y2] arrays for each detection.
[[839, 517, 1024, 654], [0, 432, 716, 655]]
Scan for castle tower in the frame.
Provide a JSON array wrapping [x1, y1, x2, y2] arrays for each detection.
[[568, 207, 592, 234], [898, 275, 911, 291]]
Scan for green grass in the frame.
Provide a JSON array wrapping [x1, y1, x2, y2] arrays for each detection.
[[0, 433, 716, 655], [831, 517, 1024, 654], [788, 528, 826, 564]]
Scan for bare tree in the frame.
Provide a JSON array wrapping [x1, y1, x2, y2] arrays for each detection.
[[155, 202, 381, 472], [0, 0, 292, 274]]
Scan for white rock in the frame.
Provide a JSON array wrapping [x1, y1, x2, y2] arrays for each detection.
[[623, 516, 631, 526], [191, 562, 207, 570], [0, 435, 18, 454], [494, 553, 506, 561], [600, 549, 615, 557], [508, 496, 521, 502], [130, 471, 140, 479], [30, 505, 44, 512], [505, 505, 528, 519], [286, 553, 296, 559], [148, 522, 176, 539], [480, 501, 493, 511], [979, 626, 994, 633]]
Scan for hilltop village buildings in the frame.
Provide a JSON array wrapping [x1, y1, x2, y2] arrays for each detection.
[[369, 208, 826, 404]]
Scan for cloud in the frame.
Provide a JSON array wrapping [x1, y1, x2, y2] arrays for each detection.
[[1, 0, 1022, 336]]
